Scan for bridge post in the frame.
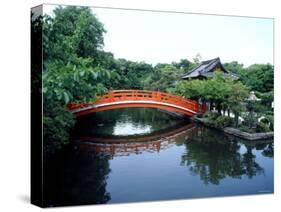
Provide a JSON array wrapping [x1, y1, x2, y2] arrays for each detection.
[[156, 91, 161, 101], [69, 89, 200, 117]]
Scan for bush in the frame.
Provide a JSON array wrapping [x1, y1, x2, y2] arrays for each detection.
[[265, 114, 274, 131], [214, 116, 234, 128], [259, 115, 273, 131], [256, 122, 271, 133], [260, 117, 270, 124], [202, 112, 234, 128], [203, 112, 219, 121], [242, 112, 258, 129], [43, 105, 76, 155], [239, 126, 256, 133], [240, 122, 271, 133]]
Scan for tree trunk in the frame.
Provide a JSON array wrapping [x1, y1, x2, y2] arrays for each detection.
[[217, 103, 222, 115], [210, 100, 213, 111], [227, 109, 230, 117], [234, 112, 239, 127]]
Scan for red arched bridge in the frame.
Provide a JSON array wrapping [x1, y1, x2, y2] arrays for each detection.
[[68, 90, 206, 117]]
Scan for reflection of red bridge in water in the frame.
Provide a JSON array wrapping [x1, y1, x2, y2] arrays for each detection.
[[68, 90, 206, 117], [75, 123, 197, 157]]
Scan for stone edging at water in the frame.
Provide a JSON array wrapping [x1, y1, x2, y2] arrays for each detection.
[[223, 127, 273, 140], [193, 117, 274, 141]]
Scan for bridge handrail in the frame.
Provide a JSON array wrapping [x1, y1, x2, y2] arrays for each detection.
[[68, 90, 201, 113], [101, 90, 197, 103]]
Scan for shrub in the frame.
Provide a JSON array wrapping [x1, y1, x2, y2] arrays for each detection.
[[214, 116, 234, 128], [265, 114, 274, 131], [203, 112, 219, 121], [260, 117, 270, 124], [239, 126, 256, 133], [242, 112, 258, 129], [43, 104, 76, 155], [259, 115, 273, 131], [256, 122, 271, 133]]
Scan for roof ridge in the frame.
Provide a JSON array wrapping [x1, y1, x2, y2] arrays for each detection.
[[180, 57, 239, 80], [200, 57, 220, 74]]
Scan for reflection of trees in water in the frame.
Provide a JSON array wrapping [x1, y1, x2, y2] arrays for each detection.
[[181, 126, 266, 185], [241, 146, 263, 179], [44, 148, 111, 206], [74, 107, 186, 136]]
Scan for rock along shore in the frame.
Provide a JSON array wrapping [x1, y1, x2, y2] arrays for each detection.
[[193, 117, 274, 141]]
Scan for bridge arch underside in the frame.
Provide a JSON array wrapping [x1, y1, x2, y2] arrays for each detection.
[[72, 101, 197, 117]]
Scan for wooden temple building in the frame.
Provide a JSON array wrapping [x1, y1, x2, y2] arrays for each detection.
[[181, 57, 239, 80]]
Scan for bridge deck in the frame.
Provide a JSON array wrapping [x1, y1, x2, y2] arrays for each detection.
[[68, 90, 205, 116]]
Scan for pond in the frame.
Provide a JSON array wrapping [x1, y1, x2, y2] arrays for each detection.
[[43, 108, 274, 207]]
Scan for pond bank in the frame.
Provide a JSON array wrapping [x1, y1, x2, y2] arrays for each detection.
[[193, 117, 274, 141]]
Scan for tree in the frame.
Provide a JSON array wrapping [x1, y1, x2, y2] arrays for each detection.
[[172, 59, 195, 72], [43, 6, 111, 105], [240, 64, 273, 92], [175, 71, 249, 121], [42, 6, 112, 154], [110, 59, 153, 90], [174, 79, 205, 100], [143, 65, 184, 92], [223, 61, 244, 74], [203, 72, 232, 115], [43, 6, 106, 64], [193, 53, 202, 64], [227, 81, 249, 127]]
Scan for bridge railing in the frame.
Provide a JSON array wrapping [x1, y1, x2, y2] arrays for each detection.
[[68, 90, 201, 114]]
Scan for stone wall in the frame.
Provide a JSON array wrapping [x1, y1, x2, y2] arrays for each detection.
[[193, 117, 274, 141], [223, 127, 274, 140]]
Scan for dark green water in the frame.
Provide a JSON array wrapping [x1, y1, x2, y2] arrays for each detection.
[[44, 108, 273, 207]]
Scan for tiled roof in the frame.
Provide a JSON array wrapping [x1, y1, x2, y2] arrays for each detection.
[[182, 57, 239, 80]]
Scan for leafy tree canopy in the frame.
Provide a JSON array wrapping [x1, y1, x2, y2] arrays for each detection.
[[241, 64, 273, 92], [44, 6, 106, 64]]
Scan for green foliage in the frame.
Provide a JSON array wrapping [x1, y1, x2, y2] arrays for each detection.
[[240, 120, 271, 133], [172, 59, 194, 72], [256, 122, 271, 133], [255, 91, 274, 109], [43, 58, 109, 105], [174, 79, 205, 100], [176, 72, 249, 112], [43, 104, 75, 154], [43, 6, 106, 63], [242, 97, 273, 132], [224, 62, 273, 93], [259, 115, 273, 131], [203, 112, 233, 128], [38, 5, 274, 154], [240, 64, 273, 92], [41, 6, 112, 155], [266, 115, 274, 131], [242, 111, 258, 129], [203, 112, 219, 120], [227, 81, 249, 126], [144, 65, 184, 92], [213, 116, 234, 128], [239, 126, 256, 133], [110, 59, 153, 90], [31, 13, 43, 94], [223, 61, 244, 74], [176, 72, 249, 126], [204, 72, 232, 104]]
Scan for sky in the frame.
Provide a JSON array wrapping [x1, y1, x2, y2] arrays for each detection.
[[43, 4, 273, 67]]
